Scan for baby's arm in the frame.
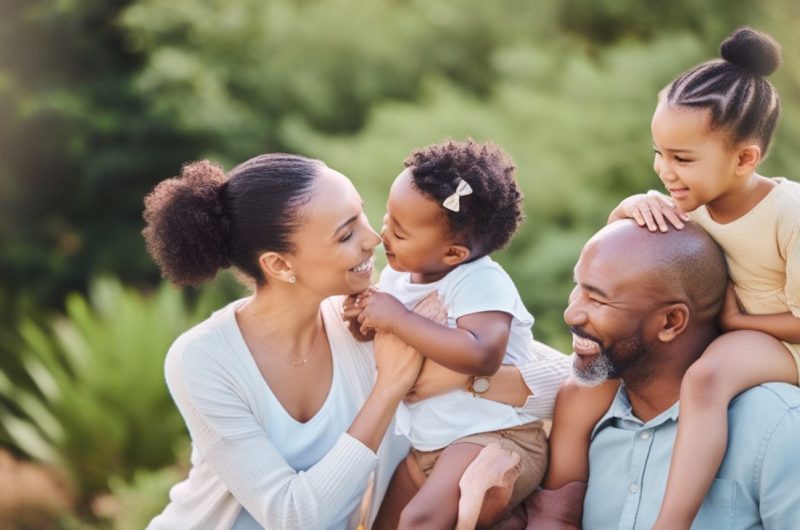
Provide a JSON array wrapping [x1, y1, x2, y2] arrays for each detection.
[[357, 289, 510, 375], [608, 191, 690, 232], [720, 284, 800, 342]]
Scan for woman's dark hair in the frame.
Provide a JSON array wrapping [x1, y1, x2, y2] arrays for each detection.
[[142, 154, 321, 286], [404, 139, 524, 257], [662, 27, 782, 152]]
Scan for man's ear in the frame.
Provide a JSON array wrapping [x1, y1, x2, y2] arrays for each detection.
[[442, 244, 470, 266], [258, 251, 295, 284], [735, 143, 762, 175], [656, 303, 690, 343]]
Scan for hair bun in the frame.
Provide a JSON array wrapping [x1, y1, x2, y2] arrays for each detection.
[[142, 160, 232, 286], [720, 27, 782, 77]]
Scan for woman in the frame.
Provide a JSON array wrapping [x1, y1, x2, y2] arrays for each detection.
[[142, 153, 566, 529]]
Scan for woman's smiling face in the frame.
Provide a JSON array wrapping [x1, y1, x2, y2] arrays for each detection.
[[286, 166, 382, 297]]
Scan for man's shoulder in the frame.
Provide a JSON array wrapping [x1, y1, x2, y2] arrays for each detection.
[[727, 383, 800, 434], [731, 383, 800, 410]]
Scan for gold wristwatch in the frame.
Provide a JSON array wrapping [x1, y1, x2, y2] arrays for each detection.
[[468, 376, 491, 397]]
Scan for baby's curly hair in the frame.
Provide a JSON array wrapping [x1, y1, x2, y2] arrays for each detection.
[[404, 139, 524, 257]]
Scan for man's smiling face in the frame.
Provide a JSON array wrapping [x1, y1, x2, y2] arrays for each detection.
[[563, 224, 665, 386]]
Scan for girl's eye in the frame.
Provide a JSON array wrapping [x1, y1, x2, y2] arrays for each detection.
[[393, 231, 405, 241], [675, 156, 691, 163], [339, 231, 354, 243]]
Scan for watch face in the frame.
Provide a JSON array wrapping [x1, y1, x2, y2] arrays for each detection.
[[472, 377, 490, 393]]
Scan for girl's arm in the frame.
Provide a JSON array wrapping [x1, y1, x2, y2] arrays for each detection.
[[720, 285, 800, 342], [357, 290, 510, 375]]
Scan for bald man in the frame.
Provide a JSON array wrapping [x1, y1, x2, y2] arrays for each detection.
[[511, 220, 800, 529]]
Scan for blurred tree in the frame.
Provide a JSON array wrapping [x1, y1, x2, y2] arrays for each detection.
[[0, 0, 205, 313], [284, 31, 800, 349], [1, 0, 790, 317]]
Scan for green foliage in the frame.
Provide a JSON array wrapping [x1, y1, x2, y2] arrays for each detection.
[[0, 0, 203, 309], [119, 0, 567, 161], [104, 465, 186, 530], [284, 30, 800, 347], [0, 275, 241, 509], [1, 0, 799, 526]]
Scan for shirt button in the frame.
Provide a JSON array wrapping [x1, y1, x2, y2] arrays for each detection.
[[629, 483, 640, 494], [640, 430, 651, 440]]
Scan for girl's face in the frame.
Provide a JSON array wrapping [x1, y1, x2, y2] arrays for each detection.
[[651, 100, 742, 214], [381, 168, 459, 283], [287, 166, 381, 296]]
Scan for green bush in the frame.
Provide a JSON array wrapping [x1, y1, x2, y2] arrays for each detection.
[[285, 31, 800, 348], [0, 275, 242, 510]]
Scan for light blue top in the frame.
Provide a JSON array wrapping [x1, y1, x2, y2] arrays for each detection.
[[583, 383, 800, 530]]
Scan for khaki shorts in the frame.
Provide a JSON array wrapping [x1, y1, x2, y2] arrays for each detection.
[[782, 341, 800, 384], [410, 421, 548, 508]]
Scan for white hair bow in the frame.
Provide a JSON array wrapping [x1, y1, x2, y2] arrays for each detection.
[[442, 179, 473, 212]]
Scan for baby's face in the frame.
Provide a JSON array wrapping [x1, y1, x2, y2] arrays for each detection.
[[381, 168, 458, 283]]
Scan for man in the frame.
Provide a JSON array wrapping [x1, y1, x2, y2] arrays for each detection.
[[520, 220, 800, 529]]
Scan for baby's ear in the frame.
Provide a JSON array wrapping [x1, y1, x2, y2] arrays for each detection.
[[443, 244, 470, 266]]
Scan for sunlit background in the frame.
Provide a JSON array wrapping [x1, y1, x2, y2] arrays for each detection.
[[1, 0, 798, 527]]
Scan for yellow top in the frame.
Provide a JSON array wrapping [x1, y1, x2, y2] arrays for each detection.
[[690, 177, 800, 366]]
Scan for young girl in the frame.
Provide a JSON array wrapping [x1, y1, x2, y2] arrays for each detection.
[[548, 27, 800, 530], [350, 140, 549, 529]]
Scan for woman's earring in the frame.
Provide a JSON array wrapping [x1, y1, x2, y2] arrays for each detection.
[[289, 276, 296, 284]]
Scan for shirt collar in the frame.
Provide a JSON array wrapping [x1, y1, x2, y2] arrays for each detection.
[[591, 383, 680, 439]]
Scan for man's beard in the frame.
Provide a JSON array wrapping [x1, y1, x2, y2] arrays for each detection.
[[572, 333, 646, 387], [573, 350, 618, 387]]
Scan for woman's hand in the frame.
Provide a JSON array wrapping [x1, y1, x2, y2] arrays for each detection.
[[608, 191, 689, 232], [374, 330, 424, 395], [342, 293, 375, 342], [373, 291, 448, 395]]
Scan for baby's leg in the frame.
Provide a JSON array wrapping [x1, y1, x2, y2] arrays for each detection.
[[373, 454, 424, 530], [544, 377, 620, 489], [398, 443, 483, 530], [654, 330, 797, 530]]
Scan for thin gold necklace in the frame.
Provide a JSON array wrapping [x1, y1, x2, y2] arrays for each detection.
[[247, 303, 324, 367]]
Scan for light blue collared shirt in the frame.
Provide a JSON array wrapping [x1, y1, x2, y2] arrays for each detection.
[[583, 383, 800, 529]]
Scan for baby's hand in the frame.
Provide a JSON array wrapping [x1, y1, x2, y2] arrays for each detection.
[[356, 289, 410, 335], [342, 292, 375, 342], [610, 191, 690, 232]]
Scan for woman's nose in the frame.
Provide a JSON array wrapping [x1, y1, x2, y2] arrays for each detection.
[[366, 227, 382, 249]]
